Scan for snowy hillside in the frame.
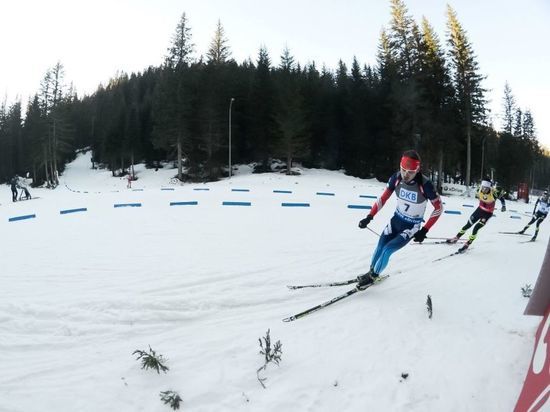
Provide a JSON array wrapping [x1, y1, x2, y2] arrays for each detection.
[[0, 152, 544, 411]]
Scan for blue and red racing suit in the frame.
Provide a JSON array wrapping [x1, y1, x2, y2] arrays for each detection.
[[366, 172, 442, 274]]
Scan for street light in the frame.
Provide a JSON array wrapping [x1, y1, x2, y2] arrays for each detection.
[[228, 97, 235, 178], [480, 136, 486, 181]]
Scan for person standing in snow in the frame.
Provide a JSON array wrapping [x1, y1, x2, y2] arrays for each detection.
[[10, 175, 19, 202], [446, 177, 498, 251], [126, 173, 132, 189], [19, 180, 32, 200], [356, 150, 443, 289], [492, 183, 507, 212], [518, 190, 549, 241]]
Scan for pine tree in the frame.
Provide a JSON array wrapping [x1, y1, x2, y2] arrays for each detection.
[[279, 45, 295, 72], [274, 46, 309, 173], [151, 66, 194, 180], [388, 0, 417, 78], [374, 28, 401, 177], [387, 0, 422, 150], [417, 16, 456, 189], [342, 56, 372, 178], [0, 101, 23, 180], [22, 96, 48, 184], [502, 82, 515, 134], [206, 20, 231, 64], [37, 62, 72, 185], [446, 5, 487, 188], [513, 108, 523, 138], [250, 46, 276, 171], [165, 12, 195, 67], [523, 110, 536, 139]]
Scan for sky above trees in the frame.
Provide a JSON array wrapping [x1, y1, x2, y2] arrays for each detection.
[[1, 0, 549, 145]]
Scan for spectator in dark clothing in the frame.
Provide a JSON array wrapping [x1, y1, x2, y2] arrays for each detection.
[[10, 176, 19, 202]]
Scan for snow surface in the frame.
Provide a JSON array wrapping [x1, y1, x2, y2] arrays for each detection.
[[0, 152, 545, 412]]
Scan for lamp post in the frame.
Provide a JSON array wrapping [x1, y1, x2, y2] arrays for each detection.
[[228, 97, 235, 178], [480, 136, 486, 181]]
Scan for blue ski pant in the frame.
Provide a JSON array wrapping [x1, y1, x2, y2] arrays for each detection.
[[370, 216, 419, 275]]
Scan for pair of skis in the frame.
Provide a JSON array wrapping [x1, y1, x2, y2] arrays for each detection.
[[415, 237, 470, 262], [282, 275, 389, 322], [433, 230, 537, 263]]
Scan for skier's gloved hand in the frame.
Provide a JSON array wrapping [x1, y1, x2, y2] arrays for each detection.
[[413, 227, 428, 243], [358, 215, 373, 229], [501, 205, 506, 212]]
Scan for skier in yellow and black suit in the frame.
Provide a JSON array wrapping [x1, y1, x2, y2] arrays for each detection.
[[447, 178, 502, 252]]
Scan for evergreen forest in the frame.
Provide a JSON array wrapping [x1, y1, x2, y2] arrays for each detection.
[[1, 1, 547, 192]]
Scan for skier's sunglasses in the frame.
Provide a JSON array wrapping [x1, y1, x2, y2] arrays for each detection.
[[400, 165, 419, 174]]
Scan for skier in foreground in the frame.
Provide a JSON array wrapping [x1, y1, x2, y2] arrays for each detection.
[[518, 190, 549, 241], [356, 150, 443, 289], [446, 177, 497, 252]]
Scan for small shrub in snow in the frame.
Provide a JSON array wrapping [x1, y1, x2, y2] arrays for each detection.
[[426, 295, 433, 319], [133, 346, 169, 374], [521, 284, 533, 298], [257, 329, 283, 388], [160, 390, 182, 410]]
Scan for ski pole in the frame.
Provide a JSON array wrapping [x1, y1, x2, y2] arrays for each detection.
[[367, 226, 380, 237]]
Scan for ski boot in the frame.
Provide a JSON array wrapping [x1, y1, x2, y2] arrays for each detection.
[[356, 270, 378, 290], [446, 236, 460, 244], [458, 241, 471, 253]]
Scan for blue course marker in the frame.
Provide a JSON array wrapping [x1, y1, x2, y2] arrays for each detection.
[[132, 189, 144, 191], [9, 214, 36, 222], [193, 188, 210, 191], [170, 201, 198, 206], [509, 209, 518, 213], [222, 201, 251, 206], [114, 203, 142, 208], [316, 192, 335, 196], [444, 210, 462, 215], [231, 188, 250, 192], [282, 202, 310, 207], [463, 204, 474, 208], [60, 208, 87, 215], [510, 215, 522, 219], [273, 190, 292, 194], [161, 188, 175, 191], [360, 195, 377, 199], [347, 205, 372, 210]]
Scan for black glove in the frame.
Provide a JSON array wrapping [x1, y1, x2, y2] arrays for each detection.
[[358, 215, 373, 229], [501, 205, 506, 212], [413, 227, 428, 243]]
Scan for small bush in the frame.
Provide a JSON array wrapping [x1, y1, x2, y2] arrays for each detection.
[[257, 329, 283, 388], [521, 284, 533, 298], [133, 346, 169, 374], [160, 390, 182, 410]]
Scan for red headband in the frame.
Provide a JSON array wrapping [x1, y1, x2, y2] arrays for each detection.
[[400, 156, 420, 171]]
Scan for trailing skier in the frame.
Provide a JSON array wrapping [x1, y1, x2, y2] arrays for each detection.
[[518, 190, 549, 241], [356, 150, 443, 289], [493, 184, 507, 212], [446, 177, 498, 252]]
